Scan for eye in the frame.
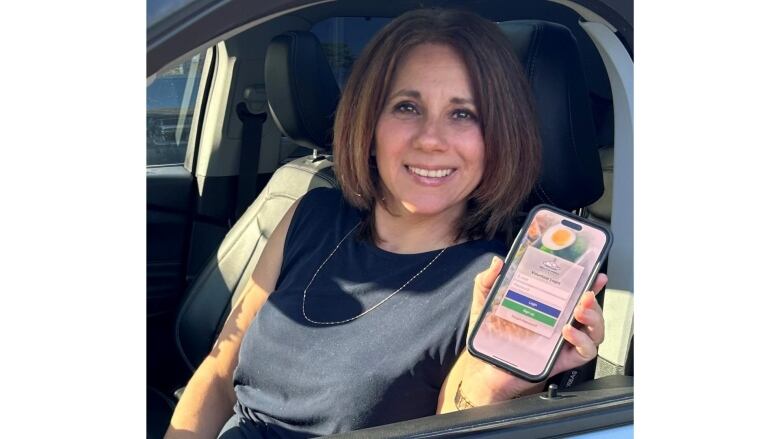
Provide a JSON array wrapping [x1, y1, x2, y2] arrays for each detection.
[[393, 101, 419, 115], [452, 109, 477, 121]]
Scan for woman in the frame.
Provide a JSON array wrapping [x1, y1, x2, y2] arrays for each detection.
[[166, 8, 607, 438]]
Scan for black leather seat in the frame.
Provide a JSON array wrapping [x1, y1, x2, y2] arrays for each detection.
[[174, 31, 341, 374], [147, 20, 604, 438], [147, 31, 340, 438], [498, 20, 603, 212]]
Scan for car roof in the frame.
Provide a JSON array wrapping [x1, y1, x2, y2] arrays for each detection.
[[147, 0, 633, 77]]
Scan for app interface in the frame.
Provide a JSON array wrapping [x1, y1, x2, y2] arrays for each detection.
[[472, 209, 607, 375], [494, 245, 584, 338]]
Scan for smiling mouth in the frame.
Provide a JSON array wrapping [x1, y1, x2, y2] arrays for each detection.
[[405, 165, 455, 178]]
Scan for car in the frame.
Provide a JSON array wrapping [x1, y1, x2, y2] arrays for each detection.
[[146, 0, 634, 437]]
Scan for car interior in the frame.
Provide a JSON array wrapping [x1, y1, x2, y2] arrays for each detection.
[[147, 1, 634, 437]]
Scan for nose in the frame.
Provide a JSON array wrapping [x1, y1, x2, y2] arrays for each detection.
[[413, 115, 448, 153]]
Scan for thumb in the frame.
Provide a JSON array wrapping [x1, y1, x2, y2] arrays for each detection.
[[474, 256, 504, 305], [469, 256, 504, 334]]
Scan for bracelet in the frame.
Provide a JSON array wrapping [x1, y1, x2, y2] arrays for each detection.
[[454, 381, 475, 410]]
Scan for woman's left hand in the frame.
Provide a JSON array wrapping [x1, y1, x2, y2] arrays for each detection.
[[457, 256, 609, 406]]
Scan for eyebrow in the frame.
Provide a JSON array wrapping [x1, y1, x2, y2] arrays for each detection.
[[450, 96, 474, 105], [387, 89, 475, 105]]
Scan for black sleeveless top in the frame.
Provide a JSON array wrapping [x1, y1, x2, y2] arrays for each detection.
[[231, 188, 506, 437]]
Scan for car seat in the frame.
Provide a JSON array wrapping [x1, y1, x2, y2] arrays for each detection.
[[497, 20, 603, 213], [147, 20, 605, 438], [146, 31, 340, 439]]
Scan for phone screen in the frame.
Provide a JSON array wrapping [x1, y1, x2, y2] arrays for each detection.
[[471, 208, 609, 377]]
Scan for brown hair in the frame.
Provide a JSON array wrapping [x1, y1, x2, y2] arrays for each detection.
[[333, 8, 541, 243]]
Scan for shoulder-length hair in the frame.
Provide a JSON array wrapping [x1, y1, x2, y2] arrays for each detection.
[[333, 8, 541, 243]]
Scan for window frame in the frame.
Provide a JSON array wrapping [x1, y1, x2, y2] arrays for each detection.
[[146, 47, 215, 169]]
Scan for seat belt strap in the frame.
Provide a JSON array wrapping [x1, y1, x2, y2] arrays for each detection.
[[235, 102, 267, 220], [550, 358, 596, 390]]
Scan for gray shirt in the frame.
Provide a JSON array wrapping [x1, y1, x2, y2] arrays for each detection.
[[230, 188, 506, 437]]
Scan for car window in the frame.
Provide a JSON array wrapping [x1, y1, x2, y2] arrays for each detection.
[[147, 50, 206, 166], [310, 17, 392, 87]]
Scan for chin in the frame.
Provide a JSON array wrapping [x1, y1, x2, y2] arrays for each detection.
[[398, 198, 459, 217]]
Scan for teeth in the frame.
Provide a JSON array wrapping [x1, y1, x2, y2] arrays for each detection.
[[408, 166, 454, 178]]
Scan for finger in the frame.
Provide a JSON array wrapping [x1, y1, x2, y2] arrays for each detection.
[[578, 290, 603, 316], [574, 291, 605, 343], [591, 273, 608, 296], [574, 300, 603, 329], [562, 324, 598, 361], [475, 256, 503, 297], [469, 257, 504, 331], [573, 304, 605, 345]]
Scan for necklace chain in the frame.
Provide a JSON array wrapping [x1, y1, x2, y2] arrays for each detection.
[[302, 223, 447, 325]]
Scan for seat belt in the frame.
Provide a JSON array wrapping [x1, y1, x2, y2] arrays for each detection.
[[549, 348, 597, 390], [234, 102, 267, 220]]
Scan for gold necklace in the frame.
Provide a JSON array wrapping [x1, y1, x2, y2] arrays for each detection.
[[301, 223, 447, 325]]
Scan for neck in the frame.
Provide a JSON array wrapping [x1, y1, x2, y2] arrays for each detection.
[[372, 201, 465, 254]]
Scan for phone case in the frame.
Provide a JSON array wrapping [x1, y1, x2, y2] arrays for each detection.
[[467, 204, 613, 382]]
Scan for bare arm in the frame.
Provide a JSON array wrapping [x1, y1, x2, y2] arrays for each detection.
[[164, 199, 300, 439], [436, 349, 544, 414]]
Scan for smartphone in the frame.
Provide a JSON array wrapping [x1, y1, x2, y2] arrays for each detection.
[[467, 204, 612, 382]]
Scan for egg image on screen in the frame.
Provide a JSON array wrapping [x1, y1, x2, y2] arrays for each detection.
[[541, 224, 576, 250]]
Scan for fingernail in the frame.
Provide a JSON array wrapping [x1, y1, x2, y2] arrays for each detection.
[[491, 256, 501, 267]]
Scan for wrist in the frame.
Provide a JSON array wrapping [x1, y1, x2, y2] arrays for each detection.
[[457, 360, 548, 407], [456, 378, 546, 409], [454, 381, 476, 410], [456, 379, 507, 407]]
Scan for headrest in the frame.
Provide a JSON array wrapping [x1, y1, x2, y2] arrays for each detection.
[[265, 31, 340, 153], [498, 21, 604, 211]]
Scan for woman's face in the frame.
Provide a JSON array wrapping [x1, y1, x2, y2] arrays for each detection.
[[374, 43, 485, 220]]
